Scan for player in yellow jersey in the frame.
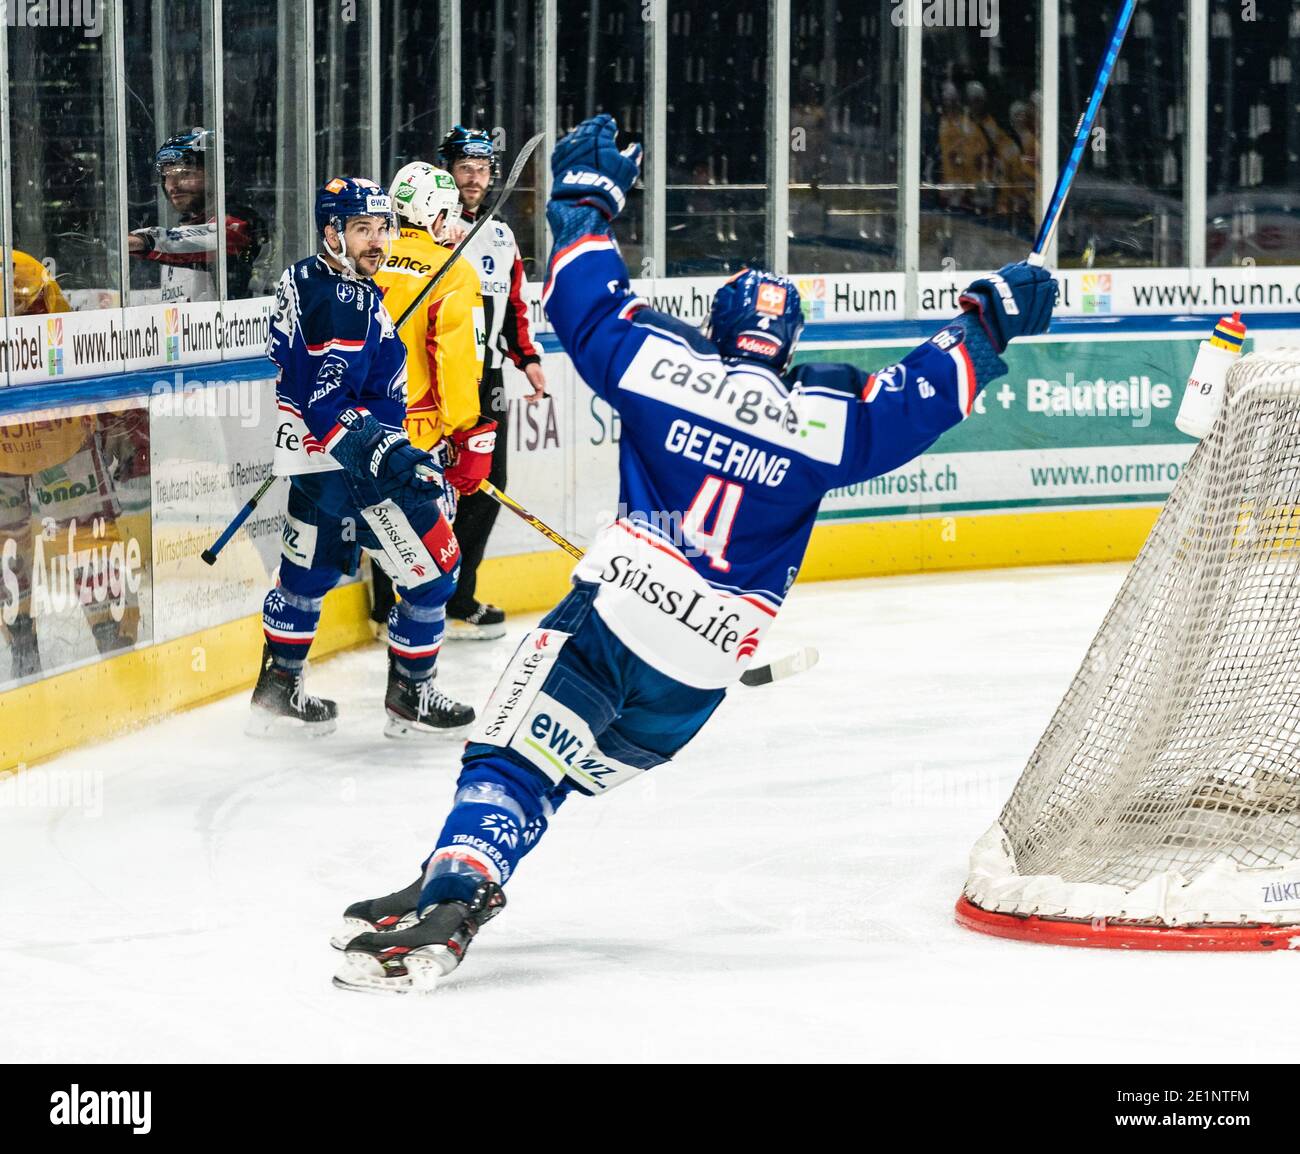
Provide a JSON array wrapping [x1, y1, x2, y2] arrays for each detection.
[[1, 251, 144, 683], [366, 163, 499, 674]]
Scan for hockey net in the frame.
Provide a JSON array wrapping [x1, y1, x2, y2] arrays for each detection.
[[958, 349, 1300, 950]]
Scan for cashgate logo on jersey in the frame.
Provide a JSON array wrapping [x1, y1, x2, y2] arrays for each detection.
[[622, 335, 847, 466], [45, 317, 64, 376]]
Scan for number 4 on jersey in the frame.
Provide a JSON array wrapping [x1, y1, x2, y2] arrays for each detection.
[[683, 475, 743, 572]]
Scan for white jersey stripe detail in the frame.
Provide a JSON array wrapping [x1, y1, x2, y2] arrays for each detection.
[[949, 343, 975, 418], [542, 237, 617, 306]]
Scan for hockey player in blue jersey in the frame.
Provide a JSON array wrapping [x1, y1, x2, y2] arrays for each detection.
[[332, 116, 1055, 992], [248, 176, 477, 739]]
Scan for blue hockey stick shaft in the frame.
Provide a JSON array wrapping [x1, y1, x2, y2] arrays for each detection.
[[1029, 0, 1138, 266], [201, 474, 281, 565]]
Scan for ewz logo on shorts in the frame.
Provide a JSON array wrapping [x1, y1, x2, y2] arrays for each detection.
[[467, 630, 647, 794], [514, 698, 643, 793]]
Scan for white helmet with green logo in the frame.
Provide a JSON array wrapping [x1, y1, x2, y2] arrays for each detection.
[[389, 161, 463, 239]]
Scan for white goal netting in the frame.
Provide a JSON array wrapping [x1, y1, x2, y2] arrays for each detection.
[[964, 349, 1300, 931]]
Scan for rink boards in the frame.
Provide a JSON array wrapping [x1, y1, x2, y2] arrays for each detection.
[[4, 310, 1300, 769]]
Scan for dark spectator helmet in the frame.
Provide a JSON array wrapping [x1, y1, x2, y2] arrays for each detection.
[[437, 125, 500, 179]]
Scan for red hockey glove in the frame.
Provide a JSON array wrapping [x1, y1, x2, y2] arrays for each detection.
[[444, 418, 498, 496]]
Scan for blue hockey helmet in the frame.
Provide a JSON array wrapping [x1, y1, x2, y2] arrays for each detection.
[[315, 176, 395, 238], [705, 269, 804, 373], [154, 128, 212, 180], [437, 125, 500, 178], [315, 176, 396, 275]]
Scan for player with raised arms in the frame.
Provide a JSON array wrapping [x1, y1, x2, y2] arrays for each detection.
[[248, 176, 470, 739], [332, 116, 1056, 992]]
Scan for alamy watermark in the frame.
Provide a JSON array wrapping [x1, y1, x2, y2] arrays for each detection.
[[149, 373, 261, 428], [891, 0, 999, 39], [6, 0, 104, 38], [0, 766, 104, 819]]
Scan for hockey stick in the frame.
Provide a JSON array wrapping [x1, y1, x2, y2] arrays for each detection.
[[478, 479, 582, 560], [201, 474, 281, 565], [1028, 0, 1137, 266], [478, 479, 817, 688], [394, 131, 546, 332], [202, 134, 545, 566]]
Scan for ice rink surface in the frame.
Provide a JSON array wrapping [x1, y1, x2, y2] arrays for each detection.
[[5, 563, 1297, 1064]]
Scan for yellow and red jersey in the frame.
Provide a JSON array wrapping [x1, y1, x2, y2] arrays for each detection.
[[374, 228, 485, 452], [9, 249, 70, 316]]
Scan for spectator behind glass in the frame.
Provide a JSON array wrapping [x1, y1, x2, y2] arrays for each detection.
[[127, 128, 265, 302]]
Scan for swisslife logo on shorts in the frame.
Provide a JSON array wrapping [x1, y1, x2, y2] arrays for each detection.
[[46, 317, 64, 376], [165, 307, 181, 361]]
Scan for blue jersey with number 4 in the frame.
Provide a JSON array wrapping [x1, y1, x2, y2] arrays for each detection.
[[543, 231, 1007, 689]]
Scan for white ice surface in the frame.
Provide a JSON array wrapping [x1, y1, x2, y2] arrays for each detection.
[[3, 564, 1297, 1064]]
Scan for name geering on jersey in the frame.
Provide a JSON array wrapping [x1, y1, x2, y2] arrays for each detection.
[[542, 228, 1006, 689]]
